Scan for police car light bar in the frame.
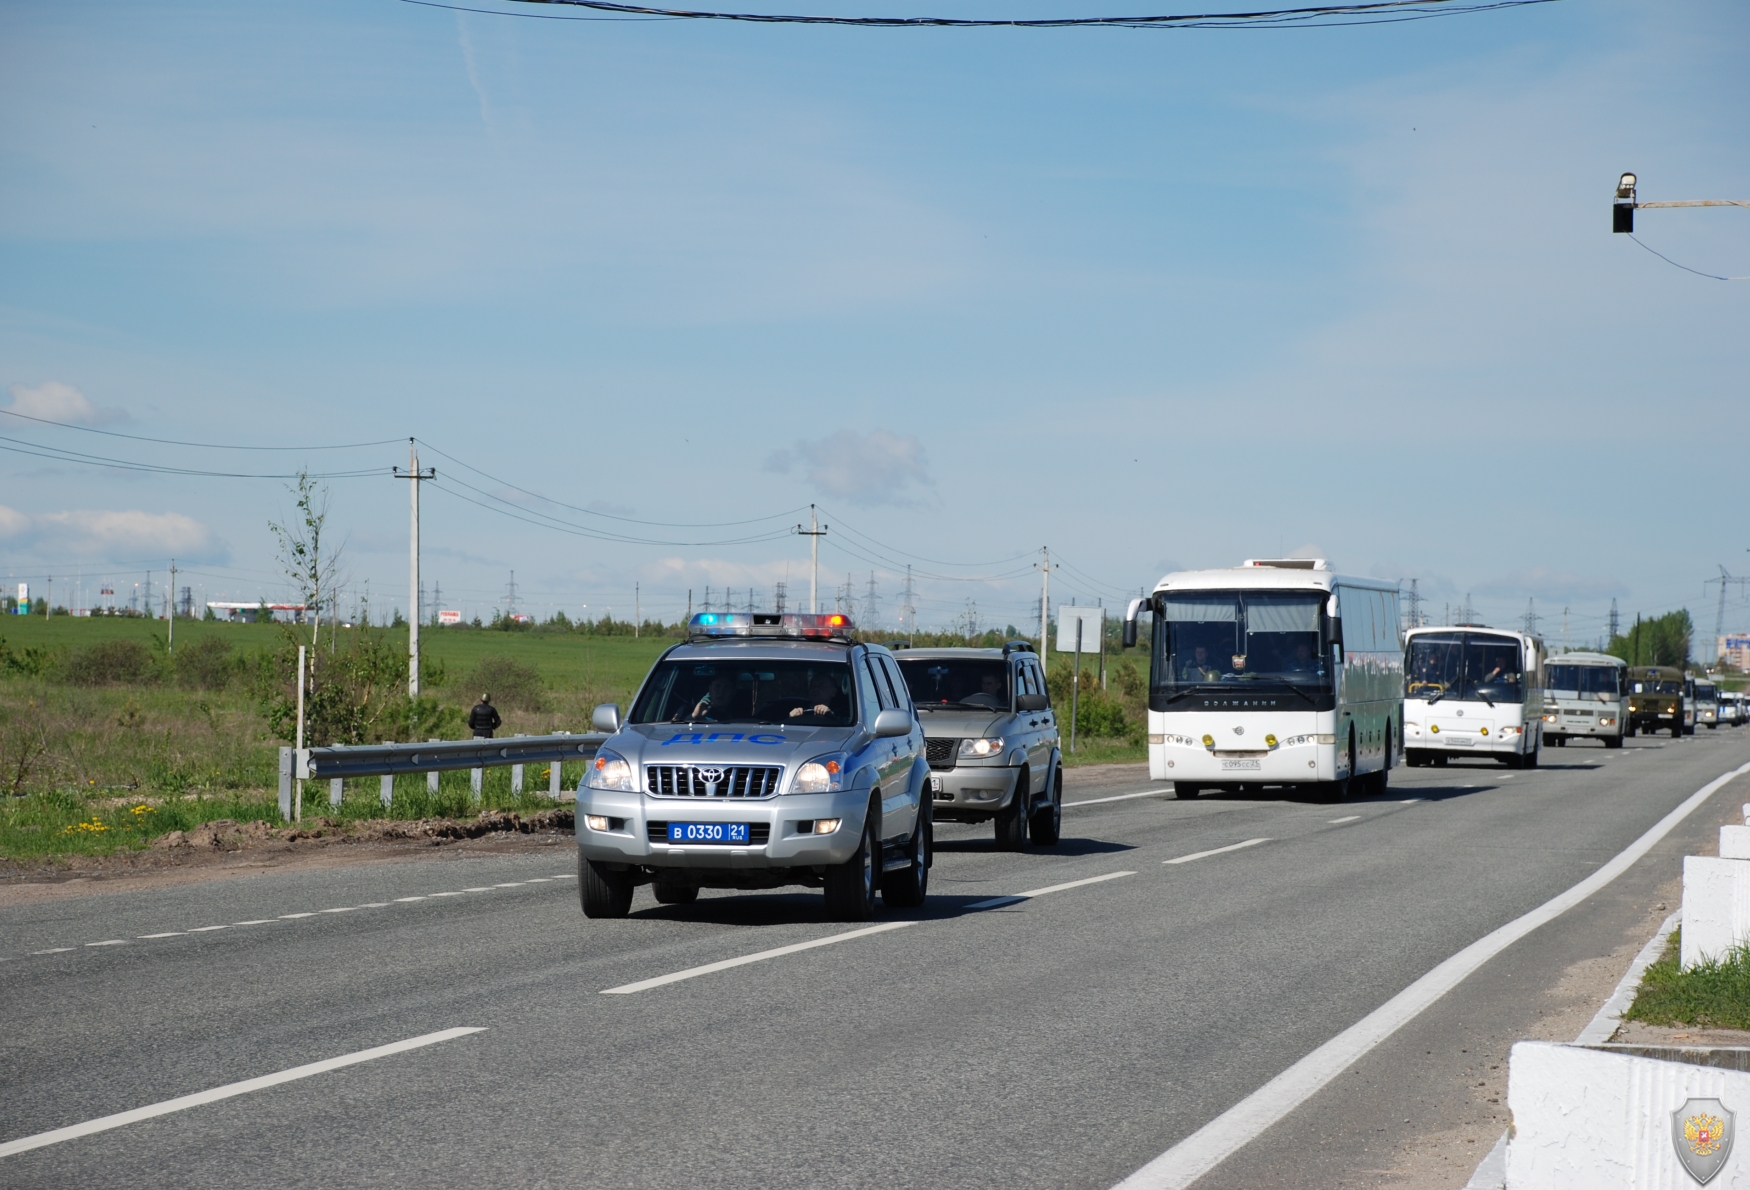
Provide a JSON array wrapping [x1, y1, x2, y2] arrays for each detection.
[[688, 612, 855, 641]]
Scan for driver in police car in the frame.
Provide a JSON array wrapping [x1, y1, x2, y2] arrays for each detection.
[[686, 674, 741, 722]]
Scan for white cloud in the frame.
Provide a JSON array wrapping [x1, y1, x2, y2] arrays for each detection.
[[0, 504, 223, 559], [764, 429, 936, 508], [1474, 567, 1627, 604], [5, 381, 127, 427]]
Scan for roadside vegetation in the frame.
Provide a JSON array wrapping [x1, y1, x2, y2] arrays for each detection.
[[1625, 930, 1750, 1031], [1, 612, 1151, 859]]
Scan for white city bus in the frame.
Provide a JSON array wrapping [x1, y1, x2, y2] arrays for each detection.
[[1121, 559, 1403, 802], [1403, 625, 1545, 768], [1540, 651, 1627, 749], [1695, 679, 1721, 729]]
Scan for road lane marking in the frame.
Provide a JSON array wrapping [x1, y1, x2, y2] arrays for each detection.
[[137, 933, 183, 939], [31, 948, 74, 955], [85, 940, 126, 947], [187, 925, 229, 932], [1328, 816, 1360, 824], [1114, 759, 1750, 1190], [279, 913, 316, 919], [0, 1027, 486, 1160], [1065, 790, 1162, 808], [463, 887, 494, 893], [319, 908, 355, 914], [1163, 839, 1270, 865], [965, 869, 1137, 910], [602, 922, 918, 994], [232, 920, 275, 926], [359, 903, 390, 909], [1403, 797, 1427, 803], [395, 896, 426, 902]]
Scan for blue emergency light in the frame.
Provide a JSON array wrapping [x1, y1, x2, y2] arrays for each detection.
[[687, 612, 855, 640]]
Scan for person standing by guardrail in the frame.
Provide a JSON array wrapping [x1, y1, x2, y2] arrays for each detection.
[[468, 693, 502, 739]]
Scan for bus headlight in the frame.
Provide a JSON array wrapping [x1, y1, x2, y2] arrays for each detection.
[[1201, 734, 1215, 748], [1599, 717, 1615, 726], [1264, 734, 1278, 748], [1480, 727, 1490, 736], [1430, 725, 1440, 734]]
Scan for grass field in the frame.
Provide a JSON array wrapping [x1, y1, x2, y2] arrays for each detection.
[[0, 615, 1142, 860], [1625, 930, 1750, 1030]]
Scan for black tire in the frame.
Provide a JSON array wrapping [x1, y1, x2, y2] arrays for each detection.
[[994, 773, 1028, 851], [1605, 735, 1624, 749], [1174, 782, 1200, 799], [824, 803, 880, 922], [1672, 721, 1683, 739], [652, 879, 698, 905], [1029, 765, 1062, 846], [1626, 722, 1637, 738], [1555, 736, 1566, 747], [881, 803, 931, 908], [580, 854, 634, 918], [1709, 723, 1718, 730], [1525, 736, 1539, 768], [1310, 778, 1349, 804], [1433, 753, 1448, 767]]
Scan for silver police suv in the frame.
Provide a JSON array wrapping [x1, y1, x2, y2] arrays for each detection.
[[577, 613, 930, 921], [892, 643, 1062, 849]]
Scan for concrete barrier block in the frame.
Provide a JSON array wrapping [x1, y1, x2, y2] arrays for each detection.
[[1683, 856, 1750, 968], [1506, 1041, 1750, 1187], [1723, 825, 1750, 860]]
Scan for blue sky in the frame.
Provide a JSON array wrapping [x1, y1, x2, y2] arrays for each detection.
[[2, 0, 1746, 643]]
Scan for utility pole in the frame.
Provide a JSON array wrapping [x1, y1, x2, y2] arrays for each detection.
[[1609, 598, 1620, 643], [1035, 548, 1058, 675], [1522, 598, 1540, 637], [902, 565, 916, 646], [167, 559, 177, 653], [1705, 565, 1750, 664], [1562, 606, 1570, 654], [634, 583, 640, 638], [864, 571, 880, 630], [796, 506, 827, 613], [1405, 579, 1422, 630], [775, 581, 787, 615], [394, 442, 434, 698]]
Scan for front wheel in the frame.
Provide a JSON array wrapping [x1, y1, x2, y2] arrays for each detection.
[[1672, 721, 1683, 739], [1174, 782, 1200, 799], [1029, 765, 1062, 846], [1604, 734, 1624, 749], [881, 804, 931, 908], [580, 854, 634, 918], [824, 804, 880, 922]]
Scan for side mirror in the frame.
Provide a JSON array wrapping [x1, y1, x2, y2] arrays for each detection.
[[1017, 693, 1049, 712], [591, 704, 621, 733], [873, 708, 913, 738], [1123, 596, 1147, 649]]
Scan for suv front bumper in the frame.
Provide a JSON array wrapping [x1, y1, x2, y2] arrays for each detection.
[[926, 765, 1021, 819], [575, 788, 870, 869]]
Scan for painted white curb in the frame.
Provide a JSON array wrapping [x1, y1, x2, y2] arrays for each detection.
[[1506, 1041, 1750, 1188], [1682, 855, 1750, 969]]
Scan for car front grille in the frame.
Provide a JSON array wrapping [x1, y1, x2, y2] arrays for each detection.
[[647, 821, 771, 845], [925, 738, 959, 771], [645, 765, 783, 798]]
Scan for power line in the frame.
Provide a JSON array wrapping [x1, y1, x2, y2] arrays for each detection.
[[427, 478, 797, 547], [0, 436, 385, 479], [460, 0, 1559, 29], [0, 407, 403, 451], [1629, 235, 1750, 282]]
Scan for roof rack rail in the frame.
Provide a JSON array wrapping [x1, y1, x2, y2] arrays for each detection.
[[1002, 640, 1036, 656]]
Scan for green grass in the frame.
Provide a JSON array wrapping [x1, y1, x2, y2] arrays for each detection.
[[1625, 929, 1750, 1030]]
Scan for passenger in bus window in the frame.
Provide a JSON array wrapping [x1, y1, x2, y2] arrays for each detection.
[[1181, 645, 1221, 683]]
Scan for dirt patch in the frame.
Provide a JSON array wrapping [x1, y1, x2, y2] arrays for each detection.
[[1061, 762, 1150, 789], [0, 807, 576, 905]]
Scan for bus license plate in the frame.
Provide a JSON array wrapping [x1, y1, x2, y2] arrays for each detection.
[[667, 822, 751, 844], [1220, 759, 1261, 771], [1446, 737, 1473, 746]]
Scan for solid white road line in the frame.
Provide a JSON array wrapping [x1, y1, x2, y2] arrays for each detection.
[[601, 922, 918, 995], [1065, 790, 1163, 808], [1112, 760, 1750, 1190], [0, 1027, 485, 1160], [965, 869, 1137, 911], [1163, 839, 1270, 865], [1328, 816, 1361, 824]]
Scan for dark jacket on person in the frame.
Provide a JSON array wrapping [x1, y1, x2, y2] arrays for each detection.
[[468, 701, 502, 738]]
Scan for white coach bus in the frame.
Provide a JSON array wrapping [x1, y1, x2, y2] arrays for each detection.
[[1121, 559, 1403, 803], [1540, 651, 1627, 749], [1403, 625, 1545, 768]]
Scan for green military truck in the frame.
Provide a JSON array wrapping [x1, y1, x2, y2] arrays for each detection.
[[1627, 666, 1687, 738]]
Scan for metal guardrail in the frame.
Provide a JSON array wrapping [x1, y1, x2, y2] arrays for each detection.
[[277, 732, 607, 821]]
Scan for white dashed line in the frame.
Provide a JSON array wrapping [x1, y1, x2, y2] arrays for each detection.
[[0, 1027, 487, 1159], [395, 896, 427, 902], [1402, 798, 1427, 804], [188, 925, 229, 933], [1165, 838, 1271, 865], [85, 940, 127, 947], [1328, 816, 1361, 824], [603, 922, 918, 995], [232, 920, 276, 927], [138, 932, 184, 939], [1065, 790, 1162, 808], [319, 908, 355, 914], [358, 903, 390, 909], [462, 887, 494, 893], [32, 948, 74, 955], [280, 913, 317, 919], [492, 883, 524, 888], [430, 891, 463, 897], [965, 870, 1137, 911]]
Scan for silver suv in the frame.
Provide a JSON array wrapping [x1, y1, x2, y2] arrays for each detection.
[[577, 614, 930, 921], [892, 643, 1062, 849]]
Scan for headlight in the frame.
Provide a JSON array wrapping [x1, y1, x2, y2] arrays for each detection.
[[1480, 727, 1490, 736], [1599, 717, 1615, 726], [1430, 725, 1440, 734], [791, 755, 846, 793], [585, 749, 638, 792], [1264, 734, 1278, 748], [1201, 734, 1215, 748], [959, 737, 1006, 758]]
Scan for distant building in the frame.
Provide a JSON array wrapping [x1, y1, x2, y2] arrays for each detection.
[[206, 601, 311, 624], [1721, 634, 1750, 672]]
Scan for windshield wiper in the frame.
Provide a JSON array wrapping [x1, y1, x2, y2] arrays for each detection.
[[1272, 680, 1322, 707]]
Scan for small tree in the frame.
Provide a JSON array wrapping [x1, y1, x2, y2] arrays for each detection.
[[270, 471, 347, 653]]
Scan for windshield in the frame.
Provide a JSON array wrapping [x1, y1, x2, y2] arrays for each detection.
[[1149, 590, 1330, 703], [896, 658, 1010, 710], [1546, 664, 1624, 697], [1406, 633, 1526, 704], [1631, 679, 1682, 695], [1697, 683, 1718, 700], [630, 659, 856, 727]]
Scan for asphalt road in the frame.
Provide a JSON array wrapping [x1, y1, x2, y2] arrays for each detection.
[[6, 727, 1750, 1189]]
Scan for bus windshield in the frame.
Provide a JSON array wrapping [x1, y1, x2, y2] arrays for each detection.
[[1697, 683, 1718, 700], [1149, 590, 1330, 704], [1546, 664, 1624, 698], [1407, 633, 1526, 704]]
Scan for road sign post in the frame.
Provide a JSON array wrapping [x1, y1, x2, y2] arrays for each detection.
[[1056, 606, 1105, 755]]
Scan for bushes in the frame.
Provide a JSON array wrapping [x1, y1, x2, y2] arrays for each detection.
[[174, 636, 239, 690], [468, 655, 545, 712], [1046, 661, 1142, 743], [63, 640, 159, 686]]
